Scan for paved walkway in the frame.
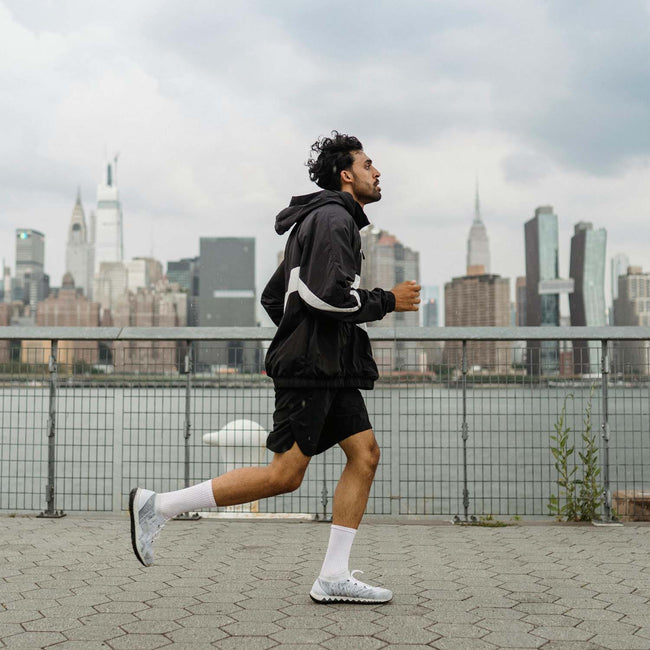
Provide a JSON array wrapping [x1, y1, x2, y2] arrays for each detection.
[[1, 516, 650, 649]]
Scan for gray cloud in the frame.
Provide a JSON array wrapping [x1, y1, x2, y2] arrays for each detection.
[[1, 0, 649, 304]]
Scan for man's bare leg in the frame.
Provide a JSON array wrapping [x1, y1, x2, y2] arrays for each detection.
[[130, 443, 310, 566], [310, 429, 392, 602], [210, 442, 311, 506], [332, 429, 380, 528]]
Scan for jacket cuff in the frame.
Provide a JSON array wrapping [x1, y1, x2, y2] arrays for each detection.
[[386, 290, 396, 313]]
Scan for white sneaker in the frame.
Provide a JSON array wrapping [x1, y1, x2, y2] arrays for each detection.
[[129, 488, 167, 567], [310, 570, 393, 604]]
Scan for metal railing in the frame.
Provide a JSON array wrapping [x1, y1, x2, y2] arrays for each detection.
[[1, 326, 649, 521]]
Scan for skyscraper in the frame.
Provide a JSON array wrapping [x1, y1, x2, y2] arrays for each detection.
[[421, 286, 440, 327], [466, 181, 490, 274], [65, 189, 94, 298], [613, 266, 650, 374], [610, 253, 630, 324], [93, 157, 124, 272], [569, 222, 607, 374], [444, 273, 511, 370], [359, 227, 420, 370], [197, 237, 257, 371], [15, 228, 47, 309], [525, 206, 564, 375]]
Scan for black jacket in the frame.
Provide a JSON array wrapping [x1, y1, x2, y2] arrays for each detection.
[[261, 190, 395, 388]]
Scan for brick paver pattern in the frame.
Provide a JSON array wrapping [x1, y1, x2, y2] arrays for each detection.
[[1, 516, 650, 649]]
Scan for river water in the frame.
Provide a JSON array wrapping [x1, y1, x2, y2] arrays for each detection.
[[1, 383, 648, 517]]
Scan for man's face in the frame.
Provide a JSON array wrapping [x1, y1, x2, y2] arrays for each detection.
[[343, 150, 381, 206]]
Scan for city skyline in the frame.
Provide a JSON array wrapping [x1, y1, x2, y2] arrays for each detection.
[[1, 1, 648, 313], [0, 175, 639, 316]]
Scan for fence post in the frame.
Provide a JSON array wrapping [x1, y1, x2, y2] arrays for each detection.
[[455, 340, 474, 523], [175, 341, 200, 520], [38, 340, 65, 518], [601, 339, 612, 522]]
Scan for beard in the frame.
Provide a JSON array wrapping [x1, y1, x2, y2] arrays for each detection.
[[356, 183, 382, 205]]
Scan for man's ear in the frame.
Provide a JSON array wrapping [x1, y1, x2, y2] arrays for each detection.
[[340, 169, 353, 184]]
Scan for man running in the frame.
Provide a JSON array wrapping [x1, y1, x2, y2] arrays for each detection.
[[130, 131, 421, 603]]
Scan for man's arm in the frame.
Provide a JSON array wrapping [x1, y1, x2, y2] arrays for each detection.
[[261, 261, 285, 326]]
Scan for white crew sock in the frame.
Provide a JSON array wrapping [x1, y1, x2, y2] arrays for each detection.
[[155, 480, 217, 519], [319, 524, 357, 580]]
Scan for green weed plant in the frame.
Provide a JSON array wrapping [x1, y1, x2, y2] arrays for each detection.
[[548, 389, 603, 521]]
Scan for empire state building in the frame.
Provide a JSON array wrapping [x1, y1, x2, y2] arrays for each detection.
[[466, 182, 490, 274], [93, 157, 124, 273]]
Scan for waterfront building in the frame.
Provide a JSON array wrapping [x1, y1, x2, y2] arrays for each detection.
[[111, 279, 188, 373], [613, 266, 650, 374], [197, 237, 258, 371], [33, 273, 100, 366], [65, 190, 94, 298], [444, 272, 511, 371], [126, 257, 163, 292], [360, 227, 420, 370], [466, 181, 490, 274], [93, 261, 129, 316], [515, 277, 527, 326], [421, 286, 440, 327], [569, 222, 607, 374], [15, 228, 48, 309], [167, 257, 198, 325], [93, 157, 124, 273], [610, 253, 630, 324], [525, 206, 563, 375]]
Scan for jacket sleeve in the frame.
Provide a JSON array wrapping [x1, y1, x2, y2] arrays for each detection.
[[295, 210, 395, 324], [261, 261, 285, 326]]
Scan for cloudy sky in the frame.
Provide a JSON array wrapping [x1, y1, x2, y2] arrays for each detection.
[[1, 0, 649, 323]]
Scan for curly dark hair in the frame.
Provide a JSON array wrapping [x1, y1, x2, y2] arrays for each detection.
[[307, 131, 363, 191]]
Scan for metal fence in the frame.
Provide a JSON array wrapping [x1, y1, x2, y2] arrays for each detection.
[[1, 326, 649, 521]]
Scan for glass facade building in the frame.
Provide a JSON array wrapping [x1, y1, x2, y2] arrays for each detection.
[[569, 222, 607, 374], [525, 207, 560, 375]]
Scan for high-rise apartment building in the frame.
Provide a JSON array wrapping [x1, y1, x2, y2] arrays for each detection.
[[515, 277, 527, 326], [466, 182, 490, 274], [421, 286, 440, 327], [569, 222, 607, 374], [525, 206, 561, 375], [93, 157, 124, 273], [15, 228, 48, 309], [197, 238, 257, 371], [167, 257, 198, 294], [360, 227, 420, 370], [610, 253, 630, 324], [65, 190, 94, 298], [444, 273, 511, 370], [613, 266, 650, 374], [167, 257, 199, 326]]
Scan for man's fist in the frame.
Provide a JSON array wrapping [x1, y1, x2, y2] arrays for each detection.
[[391, 281, 421, 312]]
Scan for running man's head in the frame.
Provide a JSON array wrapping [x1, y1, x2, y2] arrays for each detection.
[[307, 131, 381, 207]]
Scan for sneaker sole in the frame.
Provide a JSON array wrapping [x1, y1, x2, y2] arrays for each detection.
[[309, 591, 391, 604], [129, 488, 148, 567]]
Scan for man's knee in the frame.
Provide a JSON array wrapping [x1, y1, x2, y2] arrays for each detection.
[[347, 434, 380, 474], [273, 469, 304, 494], [268, 449, 309, 494]]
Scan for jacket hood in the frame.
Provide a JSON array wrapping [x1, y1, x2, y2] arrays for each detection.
[[274, 190, 370, 235]]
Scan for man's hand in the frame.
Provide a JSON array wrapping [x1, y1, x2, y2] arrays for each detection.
[[391, 281, 421, 312]]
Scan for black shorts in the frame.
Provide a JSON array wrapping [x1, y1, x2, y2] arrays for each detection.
[[266, 387, 372, 457]]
